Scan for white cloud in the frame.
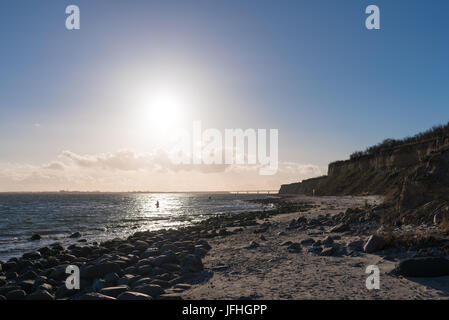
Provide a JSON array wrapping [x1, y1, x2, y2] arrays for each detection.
[[0, 150, 322, 192]]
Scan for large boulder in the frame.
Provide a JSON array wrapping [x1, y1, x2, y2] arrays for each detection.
[[395, 257, 449, 277]]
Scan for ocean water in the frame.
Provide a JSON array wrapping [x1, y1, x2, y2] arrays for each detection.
[[0, 193, 272, 262]]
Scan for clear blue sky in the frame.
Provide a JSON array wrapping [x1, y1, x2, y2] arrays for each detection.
[[0, 0, 448, 191]]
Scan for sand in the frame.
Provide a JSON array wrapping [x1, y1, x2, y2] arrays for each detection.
[[181, 195, 449, 300]]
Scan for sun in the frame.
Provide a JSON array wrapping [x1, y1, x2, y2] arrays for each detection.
[[138, 88, 185, 134], [150, 92, 182, 128]]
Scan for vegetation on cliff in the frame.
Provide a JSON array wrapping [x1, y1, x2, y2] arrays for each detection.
[[349, 121, 449, 160]]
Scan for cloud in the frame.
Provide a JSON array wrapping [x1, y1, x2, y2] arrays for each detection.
[[0, 150, 322, 192]]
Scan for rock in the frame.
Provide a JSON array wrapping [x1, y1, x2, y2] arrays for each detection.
[[118, 243, 134, 253], [193, 247, 208, 257], [159, 293, 183, 300], [322, 236, 334, 245], [23, 251, 41, 260], [136, 265, 153, 276], [5, 271, 18, 280], [92, 279, 106, 292], [100, 285, 130, 298], [74, 292, 116, 300], [280, 241, 292, 246], [296, 217, 307, 224], [329, 223, 349, 233], [26, 289, 54, 300], [277, 231, 287, 236], [218, 229, 230, 236], [348, 240, 364, 251], [300, 238, 315, 245], [152, 255, 174, 267], [288, 219, 297, 229], [287, 243, 302, 253], [0, 286, 21, 296], [259, 235, 267, 241], [320, 247, 337, 256], [174, 283, 191, 290], [196, 240, 211, 250], [179, 254, 203, 273], [94, 262, 121, 278], [104, 272, 119, 286], [433, 208, 449, 225], [19, 280, 35, 293], [141, 248, 159, 259], [133, 240, 149, 251], [117, 274, 135, 286], [36, 283, 53, 292], [37, 247, 52, 256], [134, 284, 164, 297], [313, 240, 322, 247], [0, 295, 5, 301], [131, 277, 153, 288], [69, 232, 81, 238], [6, 289, 26, 300], [30, 234, 41, 241], [395, 257, 449, 277], [49, 264, 69, 281], [55, 285, 78, 299], [117, 291, 152, 300], [3, 261, 17, 272], [161, 263, 180, 272], [308, 247, 323, 254], [245, 241, 260, 249], [22, 270, 38, 280], [363, 234, 386, 253]]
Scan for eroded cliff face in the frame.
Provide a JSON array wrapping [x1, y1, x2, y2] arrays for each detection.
[[279, 136, 449, 224]]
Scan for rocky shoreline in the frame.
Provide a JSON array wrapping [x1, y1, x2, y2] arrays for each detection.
[[0, 197, 306, 300], [1, 195, 449, 300]]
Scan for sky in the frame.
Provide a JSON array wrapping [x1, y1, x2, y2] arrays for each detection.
[[0, 0, 448, 191]]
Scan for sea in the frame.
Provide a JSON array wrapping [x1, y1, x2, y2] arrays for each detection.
[[0, 192, 273, 262]]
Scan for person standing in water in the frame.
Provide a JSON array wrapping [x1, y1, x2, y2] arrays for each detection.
[[156, 200, 159, 208]]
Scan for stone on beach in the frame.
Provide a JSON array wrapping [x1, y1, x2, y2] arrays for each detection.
[[287, 243, 302, 253], [329, 223, 350, 233], [134, 284, 164, 297], [6, 289, 26, 300], [69, 232, 82, 238], [26, 289, 54, 300], [347, 240, 364, 251], [74, 292, 116, 300], [30, 234, 41, 241], [117, 291, 153, 300], [363, 234, 386, 253], [320, 246, 337, 256], [395, 257, 449, 277], [245, 241, 260, 249], [300, 238, 315, 245], [100, 285, 130, 298]]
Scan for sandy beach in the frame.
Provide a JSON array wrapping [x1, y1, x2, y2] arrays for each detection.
[[181, 195, 449, 300], [1, 195, 449, 300]]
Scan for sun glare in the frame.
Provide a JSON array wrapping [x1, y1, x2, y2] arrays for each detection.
[[136, 88, 185, 135]]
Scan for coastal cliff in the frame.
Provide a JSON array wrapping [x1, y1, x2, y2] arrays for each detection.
[[279, 123, 449, 224]]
